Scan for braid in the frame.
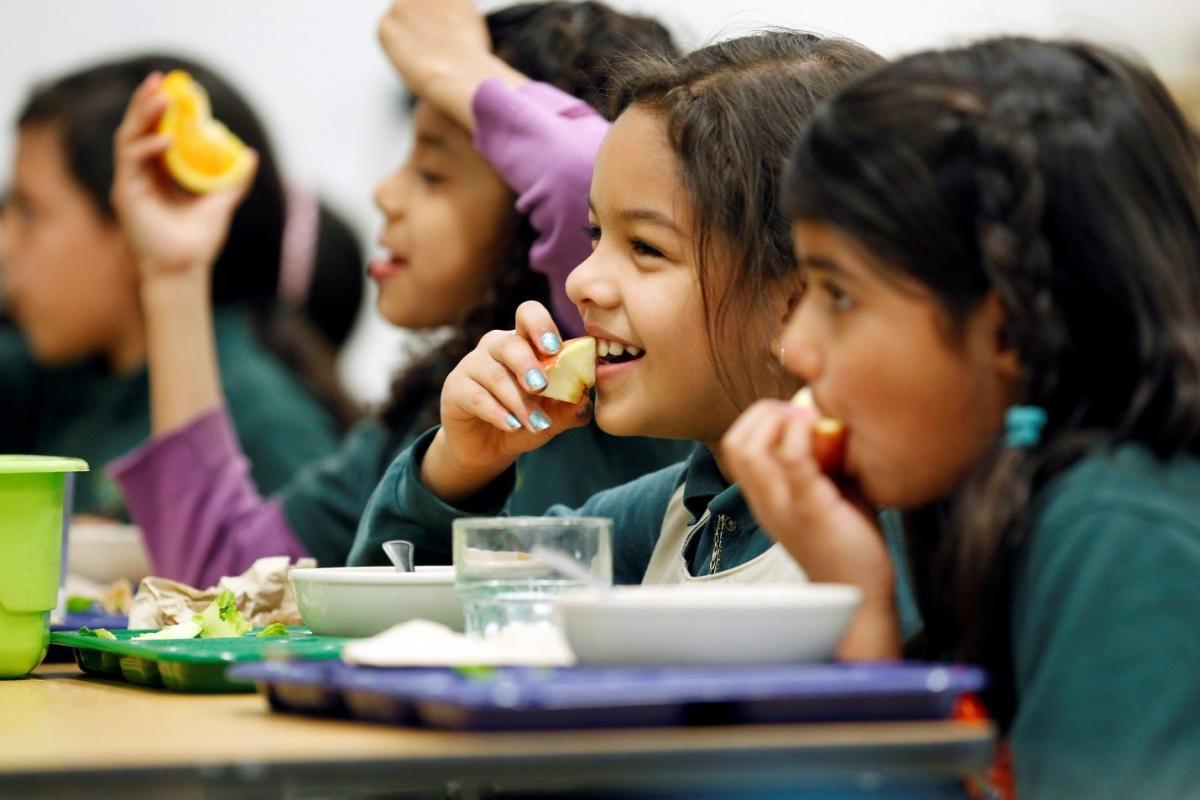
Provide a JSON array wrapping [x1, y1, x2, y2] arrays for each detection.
[[938, 112, 1099, 722]]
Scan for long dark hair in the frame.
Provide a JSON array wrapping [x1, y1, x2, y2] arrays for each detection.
[[610, 32, 885, 408], [380, 1, 678, 438], [783, 37, 1200, 724], [17, 54, 360, 428]]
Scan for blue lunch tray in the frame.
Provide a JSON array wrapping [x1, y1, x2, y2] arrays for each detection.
[[228, 660, 987, 731]]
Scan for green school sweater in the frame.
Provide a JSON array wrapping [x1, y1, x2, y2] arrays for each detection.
[[346, 424, 920, 633], [1010, 444, 1200, 799], [346, 424, 696, 572], [0, 309, 339, 518]]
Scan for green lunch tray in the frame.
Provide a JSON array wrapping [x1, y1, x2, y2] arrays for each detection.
[[49, 627, 352, 693]]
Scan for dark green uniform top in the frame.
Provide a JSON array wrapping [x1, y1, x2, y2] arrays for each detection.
[[344, 424, 696, 570], [1010, 444, 1200, 799], [350, 425, 919, 631], [0, 309, 339, 518]]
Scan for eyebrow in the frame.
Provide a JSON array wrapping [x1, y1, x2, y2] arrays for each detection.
[[415, 132, 452, 152], [796, 254, 851, 276], [586, 197, 683, 235]]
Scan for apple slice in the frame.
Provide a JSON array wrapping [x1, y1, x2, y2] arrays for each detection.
[[792, 387, 847, 474], [540, 336, 596, 403]]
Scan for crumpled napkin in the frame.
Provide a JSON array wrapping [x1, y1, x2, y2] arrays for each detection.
[[342, 620, 576, 667], [128, 556, 315, 629]]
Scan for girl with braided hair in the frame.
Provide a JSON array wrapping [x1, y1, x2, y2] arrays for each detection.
[[724, 37, 1200, 799]]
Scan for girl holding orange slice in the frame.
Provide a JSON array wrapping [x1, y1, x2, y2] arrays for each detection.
[[0, 55, 347, 519], [724, 37, 1200, 798], [110, 0, 691, 585]]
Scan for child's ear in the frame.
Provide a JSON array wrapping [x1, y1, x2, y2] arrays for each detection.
[[983, 290, 1022, 380]]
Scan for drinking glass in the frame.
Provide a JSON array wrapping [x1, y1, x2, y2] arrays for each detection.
[[452, 516, 612, 636]]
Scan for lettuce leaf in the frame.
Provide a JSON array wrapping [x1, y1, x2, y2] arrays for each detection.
[[132, 619, 203, 640], [193, 589, 251, 638], [256, 622, 289, 638], [78, 626, 117, 640]]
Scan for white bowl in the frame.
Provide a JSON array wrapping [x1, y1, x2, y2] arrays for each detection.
[[555, 583, 861, 666], [66, 521, 152, 584], [289, 566, 464, 637]]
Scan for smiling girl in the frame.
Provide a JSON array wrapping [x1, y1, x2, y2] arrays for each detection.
[[724, 37, 1200, 799], [109, 0, 689, 585], [356, 31, 885, 584]]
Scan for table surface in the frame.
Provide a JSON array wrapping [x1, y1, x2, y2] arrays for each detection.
[[1, 663, 995, 798]]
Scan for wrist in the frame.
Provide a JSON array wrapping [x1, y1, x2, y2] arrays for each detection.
[[420, 428, 513, 503], [420, 53, 525, 132], [139, 264, 211, 312]]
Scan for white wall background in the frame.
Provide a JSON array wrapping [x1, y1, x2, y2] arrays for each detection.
[[3, 0, 1198, 402]]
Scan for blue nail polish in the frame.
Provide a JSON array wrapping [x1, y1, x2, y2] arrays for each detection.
[[504, 414, 522, 430], [540, 332, 562, 354], [529, 410, 552, 431], [525, 368, 547, 391]]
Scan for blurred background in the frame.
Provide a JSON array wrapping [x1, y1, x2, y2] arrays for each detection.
[[3, 0, 1198, 403]]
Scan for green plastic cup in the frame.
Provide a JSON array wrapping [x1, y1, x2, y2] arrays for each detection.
[[0, 455, 89, 678]]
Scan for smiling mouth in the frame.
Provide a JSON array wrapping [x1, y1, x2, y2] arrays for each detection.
[[596, 338, 645, 366]]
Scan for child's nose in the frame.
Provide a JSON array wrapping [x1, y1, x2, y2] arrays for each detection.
[[565, 248, 619, 309], [373, 168, 406, 219], [781, 304, 823, 382]]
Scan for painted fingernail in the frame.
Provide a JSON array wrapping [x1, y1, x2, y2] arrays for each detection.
[[540, 332, 562, 354], [504, 414, 522, 430], [525, 368, 547, 391], [529, 410, 552, 431]]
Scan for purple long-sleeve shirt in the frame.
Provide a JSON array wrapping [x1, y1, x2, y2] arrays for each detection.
[[110, 80, 610, 587]]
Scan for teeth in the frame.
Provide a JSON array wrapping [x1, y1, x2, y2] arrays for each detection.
[[594, 338, 642, 359]]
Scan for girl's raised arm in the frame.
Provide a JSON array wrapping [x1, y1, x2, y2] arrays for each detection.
[[110, 72, 257, 435]]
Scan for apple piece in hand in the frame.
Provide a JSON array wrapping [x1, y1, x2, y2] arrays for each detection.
[[792, 387, 847, 475], [540, 336, 596, 403]]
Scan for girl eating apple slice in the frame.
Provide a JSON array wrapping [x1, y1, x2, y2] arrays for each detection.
[[353, 31, 891, 596]]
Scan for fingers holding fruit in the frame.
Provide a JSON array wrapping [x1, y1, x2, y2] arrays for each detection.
[[112, 71, 257, 281], [723, 398, 892, 594], [723, 400, 837, 523]]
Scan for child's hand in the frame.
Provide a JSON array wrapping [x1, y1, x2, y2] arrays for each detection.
[[378, 0, 524, 133], [422, 301, 592, 502], [378, 0, 491, 99], [722, 400, 901, 659], [111, 73, 257, 284]]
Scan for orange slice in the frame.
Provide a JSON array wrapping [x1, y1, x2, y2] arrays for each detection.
[[156, 70, 253, 193]]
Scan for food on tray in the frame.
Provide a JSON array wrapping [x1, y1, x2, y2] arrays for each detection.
[[78, 627, 117, 640], [157, 69, 253, 193], [132, 590, 250, 640], [539, 336, 596, 403], [66, 595, 96, 614], [791, 387, 847, 474], [256, 622, 289, 638], [128, 556, 311, 630]]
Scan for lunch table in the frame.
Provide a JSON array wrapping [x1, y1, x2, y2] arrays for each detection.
[[1, 662, 995, 798]]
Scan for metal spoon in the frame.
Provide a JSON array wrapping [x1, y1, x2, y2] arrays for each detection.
[[382, 540, 415, 572], [530, 545, 610, 592]]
